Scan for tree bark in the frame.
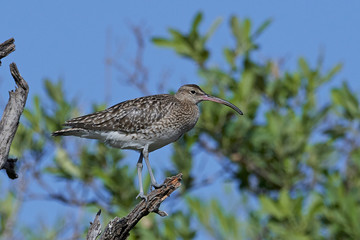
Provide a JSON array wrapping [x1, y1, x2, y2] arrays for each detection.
[[0, 38, 15, 65], [86, 173, 183, 240], [0, 38, 29, 179]]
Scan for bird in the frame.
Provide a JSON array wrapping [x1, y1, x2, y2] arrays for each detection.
[[52, 84, 243, 200]]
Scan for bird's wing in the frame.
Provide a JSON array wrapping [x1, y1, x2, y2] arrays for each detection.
[[64, 94, 177, 133]]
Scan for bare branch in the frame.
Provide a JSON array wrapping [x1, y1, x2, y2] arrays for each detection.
[[0, 38, 15, 65], [87, 173, 182, 240], [0, 61, 29, 179], [87, 210, 102, 240]]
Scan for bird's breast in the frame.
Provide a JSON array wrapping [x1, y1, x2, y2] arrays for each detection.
[[90, 101, 200, 152]]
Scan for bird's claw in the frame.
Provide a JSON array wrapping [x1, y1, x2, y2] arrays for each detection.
[[151, 182, 167, 189], [136, 192, 147, 201]]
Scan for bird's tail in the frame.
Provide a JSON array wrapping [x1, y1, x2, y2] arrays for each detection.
[[52, 128, 87, 137]]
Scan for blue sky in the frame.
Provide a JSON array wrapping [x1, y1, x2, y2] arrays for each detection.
[[1, 1, 360, 238], [2, 1, 359, 104]]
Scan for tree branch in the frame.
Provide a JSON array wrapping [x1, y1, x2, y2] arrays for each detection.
[[0, 38, 15, 65], [87, 210, 102, 240], [0, 40, 29, 178], [86, 173, 183, 240]]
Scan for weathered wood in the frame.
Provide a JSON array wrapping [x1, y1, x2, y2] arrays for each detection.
[[0, 60, 29, 179], [0, 38, 15, 65], [87, 210, 102, 240], [86, 173, 182, 240]]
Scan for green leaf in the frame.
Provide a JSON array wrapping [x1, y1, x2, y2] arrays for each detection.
[[168, 28, 185, 41], [230, 16, 242, 42], [252, 18, 272, 39], [191, 12, 203, 36], [54, 147, 80, 178], [260, 196, 284, 219], [279, 189, 292, 216], [45, 79, 63, 103], [152, 38, 175, 47], [331, 82, 360, 119], [298, 57, 310, 77], [243, 19, 251, 40], [204, 17, 222, 42], [322, 63, 342, 83], [223, 48, 235, 68]]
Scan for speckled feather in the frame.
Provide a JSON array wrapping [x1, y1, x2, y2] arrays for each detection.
[[63, 94, 183, 133]]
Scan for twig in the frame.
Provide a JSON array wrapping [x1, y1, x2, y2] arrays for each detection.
[[0, 61, 29, 179], [86, 173, 183, 240], [108, 24, 151, 95]]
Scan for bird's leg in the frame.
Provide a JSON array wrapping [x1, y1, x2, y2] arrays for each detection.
[[143, 145, 165, 189], [136, 152, 147, 201]]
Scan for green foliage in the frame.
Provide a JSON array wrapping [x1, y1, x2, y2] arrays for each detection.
[[169, 133, 197, 191], [260, 191, 323, 239], [153, 13, 360, 239], [321, 174, 360, 239], [153, 12, 221, 67], [332, 82, 360, 119], [187, 197, 243, 239], [0, 192, 16, 235]]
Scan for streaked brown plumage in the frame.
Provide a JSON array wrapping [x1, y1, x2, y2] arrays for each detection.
[[53, 84, 243, 199]]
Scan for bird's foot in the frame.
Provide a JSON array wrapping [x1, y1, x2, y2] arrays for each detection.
[[151, 182, 167, 190], [136, 192, 147, 201]]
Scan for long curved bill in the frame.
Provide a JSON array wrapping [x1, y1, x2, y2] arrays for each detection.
[[202, 95, 243, 115]]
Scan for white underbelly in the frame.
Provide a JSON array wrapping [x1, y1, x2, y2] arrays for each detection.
[[92, 130, 183, 152], [148, 133, 183, 152]]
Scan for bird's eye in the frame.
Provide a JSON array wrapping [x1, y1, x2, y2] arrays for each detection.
[[190, 90, 196, 94]]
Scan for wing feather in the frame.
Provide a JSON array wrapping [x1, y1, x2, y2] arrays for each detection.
[[64, 94, 177, 133]]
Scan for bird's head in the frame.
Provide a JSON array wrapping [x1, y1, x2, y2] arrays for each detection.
[[174, 84, 243, 115]]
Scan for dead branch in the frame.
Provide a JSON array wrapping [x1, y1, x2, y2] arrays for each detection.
[[87, 210, 102, 240], [0, 39, 29, 178], [86, 173, 183, 240], [0, 38, 15, 65]]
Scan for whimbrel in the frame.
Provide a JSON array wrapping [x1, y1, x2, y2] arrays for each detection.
[[52, 84, 243, 199]]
